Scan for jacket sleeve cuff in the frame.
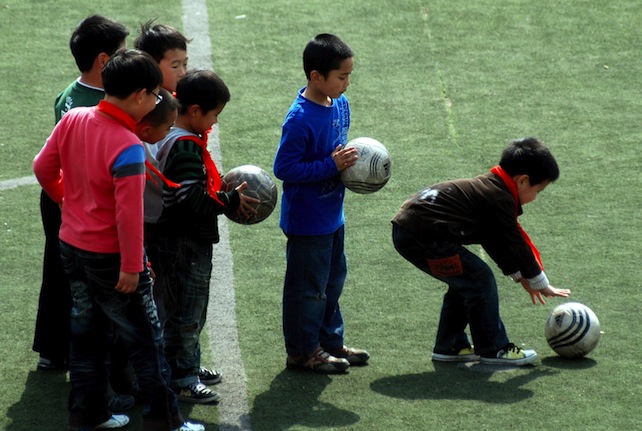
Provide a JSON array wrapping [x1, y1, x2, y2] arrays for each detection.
[[509, 272, 522, 282], [526, 272, 549, 290]]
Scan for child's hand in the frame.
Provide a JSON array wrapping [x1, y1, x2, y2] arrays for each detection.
[[116, 271, 139, 294], [521, 279, 571, 305], [332, 144, 359, 171], [235, 181, 260, 221]]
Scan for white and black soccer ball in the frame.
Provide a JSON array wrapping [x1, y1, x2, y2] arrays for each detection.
[[340, 137, 392, 194], [545, 302, 601, 358], [221, 165, 278, 225]]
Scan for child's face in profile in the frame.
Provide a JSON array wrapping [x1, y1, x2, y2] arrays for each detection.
[[319, 56, 353, 99], [517, 176, 550, 205], [193, 104, 225, 135], [145, 109, 178, 144], [159, 48, 188, 92]]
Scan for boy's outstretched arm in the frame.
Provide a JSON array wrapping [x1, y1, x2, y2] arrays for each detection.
[[520, 279, 571, 305]]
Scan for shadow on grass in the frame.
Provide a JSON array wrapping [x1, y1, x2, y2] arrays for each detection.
[[540, 355, 598, 370], [250, 369, 360, 431], [6, 369, 69, 430], [370, 362, 557, 404]]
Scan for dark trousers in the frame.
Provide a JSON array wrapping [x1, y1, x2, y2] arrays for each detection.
[[392, 223, 509, 356], [33, 190, 71, 363], [60, 241, 183, 430]]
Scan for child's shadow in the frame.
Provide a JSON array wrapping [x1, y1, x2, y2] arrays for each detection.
[[371, 362, 556, 404], [250, 370, 360, 431], [6, 369, 69, 430]]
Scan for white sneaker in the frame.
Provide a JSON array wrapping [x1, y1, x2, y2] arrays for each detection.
[[95, 414, 130, 429], [174, 422, 205, 431]]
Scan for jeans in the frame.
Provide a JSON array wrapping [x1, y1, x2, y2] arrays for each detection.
[[59, 241, 183, 431], [150, 234, 212, 388], [282, 226, 347, 357], [391, 223, 509, 356]]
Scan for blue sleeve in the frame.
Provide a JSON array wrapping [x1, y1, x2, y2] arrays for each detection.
[[113, 145, 145, 178]]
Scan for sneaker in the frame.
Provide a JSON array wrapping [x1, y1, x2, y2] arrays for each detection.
[[432, 346, 480, 362], [175, 382, 220, 404], [95, 414, 130, 429], [480, 343, 538, 366], [109, 393, 136, 412], [286, 347, 350, 374], [198, 366, 222, 385], [326, 345, 370, 365], [173, 422, 205, 431]]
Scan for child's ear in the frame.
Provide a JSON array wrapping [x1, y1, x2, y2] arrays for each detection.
[[515, 174, 530, 187], [136, 123, 152, 139], [309, 70, 322, 83], [96, 52, 111, 69], [186, 104, 201, 117]]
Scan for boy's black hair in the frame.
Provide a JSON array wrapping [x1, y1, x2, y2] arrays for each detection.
[[175, 70, 230, 115], [499, 137, 560, 185], [141, 88, 177, 127], [303, 33, 354, 79], [70, 15, 129, 73], [102, 49, 163, 99], [134, 20, 191, 63]]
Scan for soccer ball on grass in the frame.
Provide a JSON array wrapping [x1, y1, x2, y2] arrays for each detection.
[[545, 302, 601, 358]]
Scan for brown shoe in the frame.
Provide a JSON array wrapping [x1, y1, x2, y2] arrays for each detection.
[[286, 347, 350, 374], [326, 345, 370, 365]]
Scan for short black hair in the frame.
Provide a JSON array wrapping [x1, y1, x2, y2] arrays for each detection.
[[102, 49, 163, 99], [499, 137, 560, 185], [141, 88, 177, 126], [134, 20, 190, 63], [175, 70, 230, 115], [70, 15, 129, 72], [303, 33, 354, 79]]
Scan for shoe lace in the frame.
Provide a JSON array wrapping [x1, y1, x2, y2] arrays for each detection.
[[502, 343, 522, 354]]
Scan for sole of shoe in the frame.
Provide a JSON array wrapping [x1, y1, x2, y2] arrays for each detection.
[[479, 352, 538, 366], [199, 375, 222, 385], [431, 353, 481, 362], [176, 393, 221, 404]]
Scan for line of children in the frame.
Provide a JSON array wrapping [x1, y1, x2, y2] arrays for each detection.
[[34, 48, 205, 431]]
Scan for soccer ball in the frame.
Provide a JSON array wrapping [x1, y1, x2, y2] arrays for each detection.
[[545, 302, 601, 358], [340, 137, 392, 194], [221, 165, 278, 225]]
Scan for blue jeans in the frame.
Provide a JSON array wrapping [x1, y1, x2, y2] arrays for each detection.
[[282, 226, 346, 357], [391, 223, 509, 356], [59, 241, 183, 431], [150, 234, 212, 388]]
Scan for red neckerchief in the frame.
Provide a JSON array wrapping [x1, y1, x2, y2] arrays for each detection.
[[176, 133, 225, 206], [490, 165, 544, 270], [97, 100, 180, 189], [96, 100, 137, 132]]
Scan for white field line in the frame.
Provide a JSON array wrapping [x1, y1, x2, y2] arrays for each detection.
[[182, 2, 253, 430]]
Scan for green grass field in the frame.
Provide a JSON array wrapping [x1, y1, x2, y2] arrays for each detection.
[[1, 0, 641, 430]]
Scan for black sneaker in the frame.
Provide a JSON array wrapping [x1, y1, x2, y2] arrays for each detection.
[[175, 382, 220, 404], [37, 356, 68, 371], [198, 366, 222, 385], [286, 347, 350, 374]]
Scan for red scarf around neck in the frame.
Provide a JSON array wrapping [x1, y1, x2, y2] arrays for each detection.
[[97, 100, 180, 190], [177, 133, 225, 206], [490, 165, 544, 270]]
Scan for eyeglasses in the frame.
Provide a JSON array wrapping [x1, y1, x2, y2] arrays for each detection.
[[151, 90, 163, 105]]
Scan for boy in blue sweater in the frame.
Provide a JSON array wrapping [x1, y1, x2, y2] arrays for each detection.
[[274, 34, 369, 374]]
